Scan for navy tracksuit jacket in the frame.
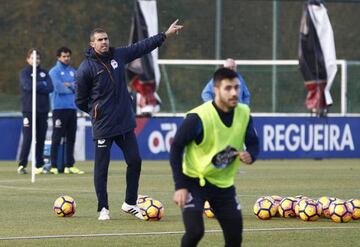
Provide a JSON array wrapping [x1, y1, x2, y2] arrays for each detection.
[[19, 65, 53, 168]]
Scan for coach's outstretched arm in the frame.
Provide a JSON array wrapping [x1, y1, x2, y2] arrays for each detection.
[[122, 19, 184, 64]]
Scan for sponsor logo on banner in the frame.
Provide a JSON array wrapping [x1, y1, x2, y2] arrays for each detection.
[[263, 123, 355, 152], [148, 123, 177, 154], [77, 116, 360, 161]]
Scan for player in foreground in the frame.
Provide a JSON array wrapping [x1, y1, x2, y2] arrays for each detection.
[[170, 68, 259, 246], [76, 20, 183, 220]]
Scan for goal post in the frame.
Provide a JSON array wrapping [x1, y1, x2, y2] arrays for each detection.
[[157, 59, 347, 115]]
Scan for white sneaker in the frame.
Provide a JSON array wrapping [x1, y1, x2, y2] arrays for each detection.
[[17, 166, 27, 174], [121, 202, 144, 220], [98, 207, 110, 220]]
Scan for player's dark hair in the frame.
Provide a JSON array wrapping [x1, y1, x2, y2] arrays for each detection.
[[213, 68, 238, 86], [90, 28, 107, 41], [56, 47, 72, 57]]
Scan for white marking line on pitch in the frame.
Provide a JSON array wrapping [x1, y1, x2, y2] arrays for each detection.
[[0, 174, 154, 184], [1, 226, 359, 241], [0, 183, 254, 197], [0, 184, 94, 193]]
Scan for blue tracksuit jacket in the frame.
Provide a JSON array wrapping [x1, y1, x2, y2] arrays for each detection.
[[49, 61, 77, 110]]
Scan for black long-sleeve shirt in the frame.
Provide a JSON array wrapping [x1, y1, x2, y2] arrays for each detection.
[[170, 102, 259, 190]]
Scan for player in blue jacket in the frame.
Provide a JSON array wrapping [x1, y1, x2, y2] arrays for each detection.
[[201, 58, 251, 105], [49, 47, 84, 175], [17, 49, 53, 175], [76, 20, 183, 220]]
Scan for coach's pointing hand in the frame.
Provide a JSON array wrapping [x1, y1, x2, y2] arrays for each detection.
[[165, 19, 184, 37]]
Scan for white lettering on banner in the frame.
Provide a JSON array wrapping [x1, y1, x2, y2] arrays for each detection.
[[263, 124, 355, 152], [342, 124, 354, 150], [300, 125, 312, 151], [314, 125, 322, 151], [148, 131, 164, 154], [285, 124, 299, 152], [324, 125, 328, 150], [275, 125, 285, 151], [263, 125, 275, 151], [330, 125, 340, 150], [148, 123, 177, 154]]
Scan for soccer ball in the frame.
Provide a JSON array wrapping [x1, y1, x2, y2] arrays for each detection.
[[294, 199, 303, 217], [348, 198, 360, 220], [253, 196, 277, 220], [298, 199, 322, 221], [271, 195, 282, 217], [271, 195, 282, 205], [329, 200, 353, 223], [53, 195, 76, 217], [278, 197, 297, 218], [318, 196, 337, 218], [294, 198, 312, 217], [295, 195, 310, 200], [138, 198, 164, 221], [203, 201, 215, 218], [137, 194, 152, 205]]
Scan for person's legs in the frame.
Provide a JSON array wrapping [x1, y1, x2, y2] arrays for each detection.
[[18, 112, 32, 168], [50, 110, 65, 170], [114, 131, 142, 205], [181, 185, 206, 247], [94, 138, 113, 211], [210, 187, 243, 247], [115, 132, 144, 220], [181, 209, 204, 247], [64, 110, 77, 168], [36, 112, 48, 168]]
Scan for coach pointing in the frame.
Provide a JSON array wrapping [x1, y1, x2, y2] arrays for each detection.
[[76, 20, 183, 220]]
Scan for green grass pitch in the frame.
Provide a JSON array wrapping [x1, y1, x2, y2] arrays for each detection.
[[0, 159, 359, 246]]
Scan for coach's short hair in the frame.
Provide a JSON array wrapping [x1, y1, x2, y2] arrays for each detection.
[[213, 68, 238, 86], [26, 48, 40, 58], [56, 47, 72, 57], [90, 28, 107, 41]]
